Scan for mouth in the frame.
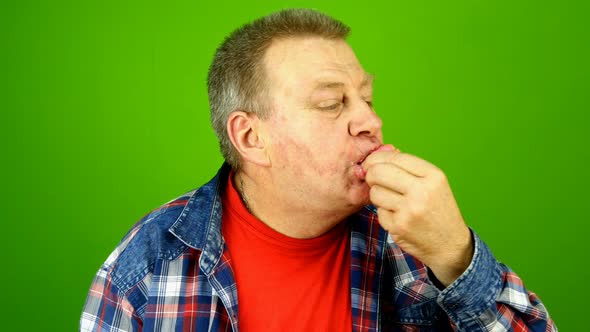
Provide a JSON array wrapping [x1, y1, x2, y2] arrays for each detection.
[[353, 145, 384, 181], [356, 145, 383, 165]]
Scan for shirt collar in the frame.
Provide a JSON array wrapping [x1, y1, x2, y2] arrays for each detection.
[[168, 163, 231, 275]]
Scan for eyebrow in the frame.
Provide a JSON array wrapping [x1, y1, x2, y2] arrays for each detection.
[[361, 73, 375, 88], [312, 72, 375, 91]]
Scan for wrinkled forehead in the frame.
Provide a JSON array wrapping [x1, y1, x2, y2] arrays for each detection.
[[263, 37, 371, 96]]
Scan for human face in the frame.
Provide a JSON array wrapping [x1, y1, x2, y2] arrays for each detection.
[[260, 37, 383, 211]]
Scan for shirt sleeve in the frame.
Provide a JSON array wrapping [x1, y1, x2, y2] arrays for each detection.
[[80, 265, 142, 332], [435, 230, 557, 331]]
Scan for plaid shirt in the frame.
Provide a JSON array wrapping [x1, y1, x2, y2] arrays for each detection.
[[81, 164, 556, 331]]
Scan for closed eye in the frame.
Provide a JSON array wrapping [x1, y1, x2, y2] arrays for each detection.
[[319, 102, 342, 111]]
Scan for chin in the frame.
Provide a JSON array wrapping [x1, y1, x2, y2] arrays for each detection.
[[347, 182, 371, 207]]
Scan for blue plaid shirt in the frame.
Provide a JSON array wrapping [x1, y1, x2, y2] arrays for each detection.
[[81, 164, 556, 331]]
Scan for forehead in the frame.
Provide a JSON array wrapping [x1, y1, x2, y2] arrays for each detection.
[[263, 37, 371, 94]]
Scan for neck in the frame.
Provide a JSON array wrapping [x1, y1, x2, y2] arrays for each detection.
[[233, 169, 352, 239]]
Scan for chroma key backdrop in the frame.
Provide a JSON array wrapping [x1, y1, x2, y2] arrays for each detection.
[[2, 0, 587, 330]]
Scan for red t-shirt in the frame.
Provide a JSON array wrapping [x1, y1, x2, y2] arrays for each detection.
[[221, 174, 352, 331]]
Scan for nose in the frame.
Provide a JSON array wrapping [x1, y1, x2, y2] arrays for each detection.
[[348, 98, 383, 139]]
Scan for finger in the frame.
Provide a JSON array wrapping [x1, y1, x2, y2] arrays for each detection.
[[377, 208, 397, 233], [374, 144, 396, 152], [369, 184, 405, 211], [363, 151, 434, 178], [365, 163, 415, 195]]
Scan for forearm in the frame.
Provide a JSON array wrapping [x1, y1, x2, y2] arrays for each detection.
[[434, 231, 556, 331]]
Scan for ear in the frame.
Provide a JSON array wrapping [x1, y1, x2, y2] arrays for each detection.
[[226, 111, 271, 167]]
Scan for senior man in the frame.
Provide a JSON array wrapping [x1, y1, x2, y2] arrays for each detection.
[[81, 8, 556, 332]]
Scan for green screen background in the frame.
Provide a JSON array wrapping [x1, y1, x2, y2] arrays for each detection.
[[2, 0, 587, 330]]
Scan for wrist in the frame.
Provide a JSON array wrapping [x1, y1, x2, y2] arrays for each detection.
[[428, 228, 474, 287]]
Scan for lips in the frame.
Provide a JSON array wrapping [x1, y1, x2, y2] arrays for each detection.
[[354, 144, 396, 181], [353, 145, 383, 181], [357, 145, 384, 165]]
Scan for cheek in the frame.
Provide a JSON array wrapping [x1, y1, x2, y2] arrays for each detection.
[[274, 136, 342, 177]]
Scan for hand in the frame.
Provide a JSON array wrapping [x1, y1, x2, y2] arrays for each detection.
[[363, 145, 473, 287]]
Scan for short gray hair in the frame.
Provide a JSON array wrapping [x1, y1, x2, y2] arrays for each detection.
[[207, 8, 350, 169]]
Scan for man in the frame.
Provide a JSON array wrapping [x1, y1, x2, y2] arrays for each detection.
[[81, 8, 556, 332]]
